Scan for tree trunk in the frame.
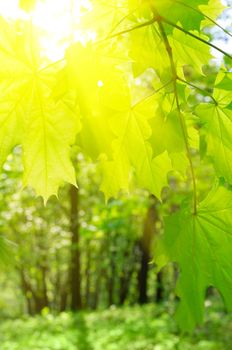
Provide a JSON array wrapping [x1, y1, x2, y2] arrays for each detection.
[[108, 238, 116, 306], [119, 244, 137, 305], [19, 268, 35, 315], [60, 289, 68, 312], [155, 271, 164, 303], [138, 195, 159, 304], [69, 184, 82, 310], [85, 241, 91, 308]]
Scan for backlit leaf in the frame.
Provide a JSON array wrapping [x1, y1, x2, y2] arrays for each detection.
[[156, 184, 232, 331]]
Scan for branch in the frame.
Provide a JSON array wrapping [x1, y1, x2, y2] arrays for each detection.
[[38, 59, 65, 73], [157, 15, 198, 215], [177, 76, 218, 105], [132, 79, 173, 109], [101, 17, 157, 42], [108, 8, 137, 36], [101, 10, 232, 62], [162, 18, 232, 60]]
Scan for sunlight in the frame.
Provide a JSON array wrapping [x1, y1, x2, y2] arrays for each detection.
[[0, 0, 93, 61]]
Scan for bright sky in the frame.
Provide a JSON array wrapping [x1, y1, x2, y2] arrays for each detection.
[[0, 0, 93, 60], [211, 0, 232, 63]]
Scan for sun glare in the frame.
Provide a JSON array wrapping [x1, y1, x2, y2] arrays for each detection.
[[0, 0, 93, 61]]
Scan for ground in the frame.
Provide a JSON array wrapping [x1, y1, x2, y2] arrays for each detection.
[[0, 303, 231, 350]]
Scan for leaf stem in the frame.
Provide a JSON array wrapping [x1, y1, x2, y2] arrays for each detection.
[[103, 12, 232, 61], [155, 79, 173, 93], [177, 76, 218, 105], [132, 79, 173, 109], [162, 18, 232, 60], [156, 15, 198, 215], [108, 8, 137, 36], [38, 59, 65, 73], [101, 17, 157, 42]]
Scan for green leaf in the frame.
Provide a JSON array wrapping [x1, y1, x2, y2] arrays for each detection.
[[81, 0, 129, 37], [215, 72, 232, 91], [149, 109, 185, 156], [99, 96, 173, 199], [129, 24, 169, 76], [0, 87, 24, 168], [22, 85, 79, 201], [19, 0, 37, 12], [149, 100, 196, 176], [129, 0, 211, 31], [155, 184, 232, 331], [168, 27, 212, 76], [66, 42, 128, 159], [0, 20, 80, 200], [156, 0, 208, 31], [196, 103, 232, 183], [200, 0, 224, 28]]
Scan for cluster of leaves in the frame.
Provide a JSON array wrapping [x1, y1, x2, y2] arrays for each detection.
[[1, 0, 232, 330]]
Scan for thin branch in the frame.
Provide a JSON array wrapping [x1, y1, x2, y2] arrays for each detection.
[[162, 18, 232, 60], [132, 79, 173, 109], [101, 10, 232, 62], [177, 76, 217, 105], [38, 59, 65, 73], [157, 16, 198, 215], [108, 8, 137, 36], [155, 79, 173, 93], [101, 17, 157, 42]]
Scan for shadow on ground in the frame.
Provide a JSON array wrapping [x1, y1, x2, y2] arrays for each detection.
[[71, 313, 93, 350]]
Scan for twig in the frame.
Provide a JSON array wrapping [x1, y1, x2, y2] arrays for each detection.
[[177, 76, 217, 105], [101, 17, 157, 42], [162, 18, 232, 60], [157, 15, 198, 215]]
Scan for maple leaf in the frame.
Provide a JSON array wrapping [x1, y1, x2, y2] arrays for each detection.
[[66, 42, 128, 159], [168, 27, 212, 76], [196, 73, 232, 184], [99, 95, 173, 199], [129, 23, 169, 76], [0, 19, 80, 200], [155, 184, 232, 331]]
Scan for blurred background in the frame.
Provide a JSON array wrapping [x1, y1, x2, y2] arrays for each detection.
[[0, 147, 231, 350]]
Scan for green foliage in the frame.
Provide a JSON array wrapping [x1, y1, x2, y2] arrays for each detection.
[[156, 184, 232, 331], [0, 19, 80, 201], [1, 304, 232, 350], [0, 0, 231, 330], [0, 152, 151, 314]]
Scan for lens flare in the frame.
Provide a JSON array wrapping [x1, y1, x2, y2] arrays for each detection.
[[0, 0, 93, 61]]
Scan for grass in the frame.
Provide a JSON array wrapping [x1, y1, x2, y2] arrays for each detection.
[[0, 303, 231, 350]]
